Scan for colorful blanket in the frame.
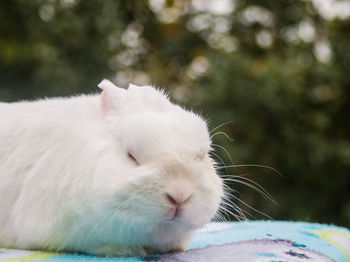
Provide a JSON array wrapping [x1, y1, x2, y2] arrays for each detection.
[[1, 221, 349, 262]]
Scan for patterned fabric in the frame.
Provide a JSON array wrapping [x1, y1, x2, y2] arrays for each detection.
[[1, 221, 349, 262]]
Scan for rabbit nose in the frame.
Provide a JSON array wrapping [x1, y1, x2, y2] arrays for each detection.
[[165, 192, 192, 206]]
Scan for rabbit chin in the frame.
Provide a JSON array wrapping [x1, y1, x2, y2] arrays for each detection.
[[133, 205, 216, 251], [134, 208, 216, 252], [131, 216, 204, 253]]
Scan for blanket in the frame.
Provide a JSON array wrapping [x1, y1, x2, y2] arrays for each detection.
[[1, 221, 349, 262]]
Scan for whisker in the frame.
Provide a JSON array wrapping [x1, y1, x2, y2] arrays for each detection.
[[213, 212, 227, 223], [208, 127, 276, 222], [210, 151, 230, 175], [218, 199, 245, 221], [210, 131, 234, 142], [221, 176, 276, 204], [212, 143, 235, 166], [220, 191, 248, 221], [217, 164, 283, 177], [230, 194, 274, 220], [210, 151, 227, 169], [219, 204, 245, 221], [209, 120, 233, 134], [221, 199, 247, 221]]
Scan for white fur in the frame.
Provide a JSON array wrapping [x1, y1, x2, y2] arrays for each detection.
[[0, 80, 223, 256]]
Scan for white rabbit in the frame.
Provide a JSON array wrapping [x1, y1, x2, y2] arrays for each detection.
[[0, 80, 224, 257]]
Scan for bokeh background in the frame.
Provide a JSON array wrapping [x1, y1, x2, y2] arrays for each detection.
[[1, 0, 349, 227]]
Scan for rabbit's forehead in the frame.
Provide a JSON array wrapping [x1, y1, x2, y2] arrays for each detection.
[[120, 111, 211, 156]]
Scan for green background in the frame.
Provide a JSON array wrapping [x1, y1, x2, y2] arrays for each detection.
[[1, 0, 349, 228]]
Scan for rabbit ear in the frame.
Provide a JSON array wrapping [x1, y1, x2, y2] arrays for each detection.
[[98, 79, 127, 116], [128, 83, 142, 89]]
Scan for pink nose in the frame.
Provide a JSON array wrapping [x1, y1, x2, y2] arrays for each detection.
[[166, 192, 191, 206]]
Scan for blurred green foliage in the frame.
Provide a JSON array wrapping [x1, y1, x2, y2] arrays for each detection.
[[1, 0, 349, 227]]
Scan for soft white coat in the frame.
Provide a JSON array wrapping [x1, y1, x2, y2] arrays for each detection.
[[0, 80, 223, 256]]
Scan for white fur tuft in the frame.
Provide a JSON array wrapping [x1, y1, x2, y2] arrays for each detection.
[[98, 79, 118, 90]]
